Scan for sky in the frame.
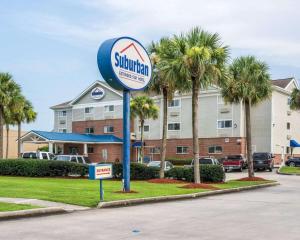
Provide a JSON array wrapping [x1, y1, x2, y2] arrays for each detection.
[[1, 0, 300, 131]]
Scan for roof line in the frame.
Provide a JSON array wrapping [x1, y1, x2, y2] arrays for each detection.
[[70, 80, 123, 105]]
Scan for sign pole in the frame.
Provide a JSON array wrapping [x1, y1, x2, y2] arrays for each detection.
[[123, 89, 131, 192], [100, 179, 104, 201]]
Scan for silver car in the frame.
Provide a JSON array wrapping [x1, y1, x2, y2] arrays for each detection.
[[147, 161, 174, 171], [53, 155, 87, 164]]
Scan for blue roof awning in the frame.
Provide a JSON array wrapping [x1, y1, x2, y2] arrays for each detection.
[[290, 139, 300, 147], [21, 130, 123, 144], [132, 141, 145, 147]]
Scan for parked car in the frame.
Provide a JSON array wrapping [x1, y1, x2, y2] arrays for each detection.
[[22, 151, 55, 160], [223, 155, 246, 172], [147, 161, 174, 171], [252, 152, 274, 171], [184, 157, 220, 168], [285, 157, 300, 167], [53, 155, 88, 164]]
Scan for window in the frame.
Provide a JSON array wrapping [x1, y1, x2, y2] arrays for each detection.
[[104, 105, 114, 112], [88, 147, 94, 154], [150, 147, 161, 154], [168, 123, 180, 131], [77, 157, 84, 164], [217, 120, 232, 129], [208, 145, 223, 154], [85, 127, 94, 134], [287, 122, 291, 130], [176, 146, 188, 154], [104, 126, 114, 133], [168, 99, 180, 107], [58, 128, 67, 133], [71, 157, 77, 163], [59, 120, 66, 125], [59, 110, 67, 117], [85, 107, 93, 114], [139, 125, 150, 132]]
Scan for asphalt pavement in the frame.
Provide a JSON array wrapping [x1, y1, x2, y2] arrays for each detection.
[[0, 171, 299, 240]]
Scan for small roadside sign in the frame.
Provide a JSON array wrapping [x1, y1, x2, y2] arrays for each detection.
[[89, 164, 113, 201]]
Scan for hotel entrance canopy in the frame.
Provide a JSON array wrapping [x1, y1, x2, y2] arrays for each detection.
[[19, 130, 123, 154]]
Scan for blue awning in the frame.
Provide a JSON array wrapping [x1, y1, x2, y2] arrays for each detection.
[[132, 141, 145, 147], [20, 130, 123, 144], [290, 139, 300, 147]]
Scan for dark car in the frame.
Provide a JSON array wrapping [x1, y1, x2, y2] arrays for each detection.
[[285, 157, 300, 167], [252, 152, 274, 171], [223, 155, 246, 172]]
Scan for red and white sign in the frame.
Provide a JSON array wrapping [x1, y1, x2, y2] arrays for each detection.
[[89, 164, 113, 180]]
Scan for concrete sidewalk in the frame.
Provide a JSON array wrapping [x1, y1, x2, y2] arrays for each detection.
[[0, 197, 89, 211]]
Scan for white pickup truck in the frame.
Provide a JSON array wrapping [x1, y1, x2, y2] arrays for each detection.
[[22, 151, 55, 160]]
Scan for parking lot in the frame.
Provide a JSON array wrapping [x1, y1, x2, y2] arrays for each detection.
[[0, 170, 299, 240]]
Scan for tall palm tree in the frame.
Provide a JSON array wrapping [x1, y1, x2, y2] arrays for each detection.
[[290, 88, 300, 110], [0, 73, 21, 159], [130, 96, 159, 163], [221, 56, 272, 177], [162, 27, 229, 183], [3, 107, 16, 159], [148, 38, 179, 178]]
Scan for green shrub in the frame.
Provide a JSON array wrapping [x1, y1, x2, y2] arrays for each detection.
[[166, 165, 225, 183], [167, 158, 192, 166], [0, 159, 88, 177], [112, 162, 159, 180]]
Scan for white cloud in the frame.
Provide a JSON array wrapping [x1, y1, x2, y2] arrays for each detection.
[[9, 0, 300, 66]]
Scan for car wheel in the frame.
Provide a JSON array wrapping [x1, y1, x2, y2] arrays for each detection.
[[289, 162, 296, 167]]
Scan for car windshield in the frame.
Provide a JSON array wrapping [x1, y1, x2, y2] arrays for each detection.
[[56, 156, 70, 161], [148, 162, 160, 167], [253, 153, 268, 160], [199, 158, 212, 164], [226, 155, 242, 160]]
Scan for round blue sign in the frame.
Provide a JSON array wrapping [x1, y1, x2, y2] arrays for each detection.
[[97, 37, 152, 91]]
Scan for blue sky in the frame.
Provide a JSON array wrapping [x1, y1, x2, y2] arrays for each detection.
[[1, 0, 299, 131]]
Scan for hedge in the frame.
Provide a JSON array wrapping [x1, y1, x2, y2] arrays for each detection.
[[100, 162, 159, 180], [165, 165, 225, 183], [167, 159, 192, 166], [0, 159, 88, 177]]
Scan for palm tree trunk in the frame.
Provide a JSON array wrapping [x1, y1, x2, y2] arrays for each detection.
[[245, 100, 254, 177], [159, 88, 168, 178], [5, 124, 9, 159], [140, 119, 145, 163], [192, 78, 200, 183], [0, 107, 3, 159], [18, 122, 21, 158]]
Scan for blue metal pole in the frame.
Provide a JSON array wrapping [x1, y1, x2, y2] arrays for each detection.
[[123, 89, 131, 192], [100, 179, 104, 201]]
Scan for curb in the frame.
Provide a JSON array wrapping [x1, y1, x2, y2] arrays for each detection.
[[276, 169, 300, 176], [98, 182, 279, 208], [0, 207, 69, 220]]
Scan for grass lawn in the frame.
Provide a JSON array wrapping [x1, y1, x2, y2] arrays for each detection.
[[0, 202, 39, 212], [0, 176, 273, 207], [279, 166, 300, 174]]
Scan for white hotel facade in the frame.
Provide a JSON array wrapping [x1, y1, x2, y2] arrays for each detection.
[[48, 77, 300, 165]]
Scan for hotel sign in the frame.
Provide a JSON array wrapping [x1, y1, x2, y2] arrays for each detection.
[[89, 164, 113, 180], [97, 37, 152, 91]]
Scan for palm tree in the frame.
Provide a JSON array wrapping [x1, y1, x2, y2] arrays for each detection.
[[3, 107, 15, 159], [162, 27, 229, 183], [148, 38, 179, 178], [290, 88, 300, 110], [0, 73, 21, 159], [130, 96, 159, 163], [221, 56, 272, 177], [13, 97, 37, 157]]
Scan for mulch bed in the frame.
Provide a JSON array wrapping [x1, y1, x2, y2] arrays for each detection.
[[114, 190, 139, 194], [147, 179, 187, 184], [179, 183, 220, 190], [237, 177, 268, 181]]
